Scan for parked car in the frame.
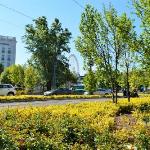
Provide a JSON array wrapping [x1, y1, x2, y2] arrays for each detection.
[[0, 84, 16, 96], [93, 88, 112, 95], [44, 88, 73, 96], [73, 89, 86, 95]]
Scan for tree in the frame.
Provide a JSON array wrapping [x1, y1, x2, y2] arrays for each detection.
[[75, 5, 98, 65], [0, 65, 24, 86], [75, 5, 99, 94], [103, 7, 136, 103], [9, 65, 25, 87], [129, 68, 150, 91], [116, 13, 138, 102], [76, 4, 138, 102], [55, 60, 78, 87], [133, 0, 150, 34], [0, 63, 4, 75], [27, 53, 77, 89], [83, 70, 97, 94], [0, 68, 12, 84], [23, 17, 71, 90], [133, 0, 150, 67], [95, 6, 138, 103], [24, 65, 39, 92]]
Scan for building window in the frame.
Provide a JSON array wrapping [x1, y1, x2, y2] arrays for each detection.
[[8, 48, 11, 54], [2, 47, 5, 53], [1, 55, 5, 61], [7, 56, 11, 61]]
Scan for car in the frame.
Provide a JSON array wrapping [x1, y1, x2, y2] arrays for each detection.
[[73, 89, 86, 95], [0, 84, 16, 96], [93, 88, 112, 95], [44, 88, 73, 96]]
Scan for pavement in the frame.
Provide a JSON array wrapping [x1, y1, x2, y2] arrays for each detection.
[[0, 97, 111, 108]]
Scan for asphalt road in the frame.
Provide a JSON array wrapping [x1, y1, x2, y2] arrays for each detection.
[[0, 98, 111, 108]]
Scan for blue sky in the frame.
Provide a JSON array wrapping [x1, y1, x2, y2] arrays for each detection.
[[0, 0, 140, 75]]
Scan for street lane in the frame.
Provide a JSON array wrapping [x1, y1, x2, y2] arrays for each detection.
[[0, 98, 111, 108]]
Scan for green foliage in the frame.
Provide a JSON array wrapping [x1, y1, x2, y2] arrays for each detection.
[[75, 5, 98, 70], [138, 103, 150, 113], [24, 65, 39, 92], [0, 129, 17, 149], [0, 67, 12, 84], [0, 63, 4, 75], [83, 70, 97, 94], [0, 65, 24, 86], [1, 98, 150, 149], [23, 17, 71, 90], [133, 0, 150, 67], [76, 4, 137, 103], [9, 65, 25, 86], [136, 132, 150, 150]]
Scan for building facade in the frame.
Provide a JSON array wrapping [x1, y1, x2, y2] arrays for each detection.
[[0, 35, 16, 68]]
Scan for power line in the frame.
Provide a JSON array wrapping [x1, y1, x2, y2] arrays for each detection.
[[0, 18, 23, 29], [0, 2, 34, 20], [72, 0, 84, 9]]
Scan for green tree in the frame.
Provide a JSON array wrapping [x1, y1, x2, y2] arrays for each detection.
[[9, 65, 24, 86], [0, 68, 12, 84], [24, 65, 39, 92], [0, 65, 24, 86], [23, 17, 71, 90], [0, 63, 4, 75], [83, 70, 97, 94], [129, 68, 150, 91], [133, 0, 150, 67], [116, 13, 138, 102], [103, 6, 135, 103], [54, 61, 78, 87], [96, 6, 138, 103], [75, 5, 99, 93], [76, 4, 138, 102]]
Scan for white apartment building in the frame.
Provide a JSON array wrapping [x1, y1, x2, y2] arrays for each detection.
[[0, 35, 16, 68]]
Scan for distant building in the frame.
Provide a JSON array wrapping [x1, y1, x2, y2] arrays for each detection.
[[0, 35, 16, 68]]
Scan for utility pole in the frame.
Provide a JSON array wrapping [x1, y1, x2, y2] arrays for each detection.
[[52, 59, 57, 90]]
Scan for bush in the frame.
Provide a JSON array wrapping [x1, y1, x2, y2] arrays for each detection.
[[138, 103, 150, 113], [0, 98, 150, 148], [135, 132, 150, 150], [16, 90, 27, 95], [116, 104, 134, 115]]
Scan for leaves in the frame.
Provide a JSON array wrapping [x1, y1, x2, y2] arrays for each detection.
[[23, 17, 72, 90], [0, 97, 150, 148]]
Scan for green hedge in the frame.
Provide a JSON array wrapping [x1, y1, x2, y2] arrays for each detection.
[[0, 95, 110, 103]]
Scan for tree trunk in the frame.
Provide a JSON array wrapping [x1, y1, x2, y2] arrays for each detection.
[[111, 81, 115, 103], [46, 81, 51, 91], [115, 59, 118, 104], [126, 65, 130, 102]]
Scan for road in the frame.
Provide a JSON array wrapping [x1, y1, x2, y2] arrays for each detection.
[[0, 98, 111, 108]]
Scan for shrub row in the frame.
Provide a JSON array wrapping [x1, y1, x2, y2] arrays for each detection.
[[0, 95, 109, 103], [0, 97, 150, 149]]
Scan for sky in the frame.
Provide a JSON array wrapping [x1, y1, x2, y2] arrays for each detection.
[[0, 0, 140, 75]]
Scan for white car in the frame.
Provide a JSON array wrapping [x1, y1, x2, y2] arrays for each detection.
[[93, 88, 112, 95], [0, 84, 16, 96]]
